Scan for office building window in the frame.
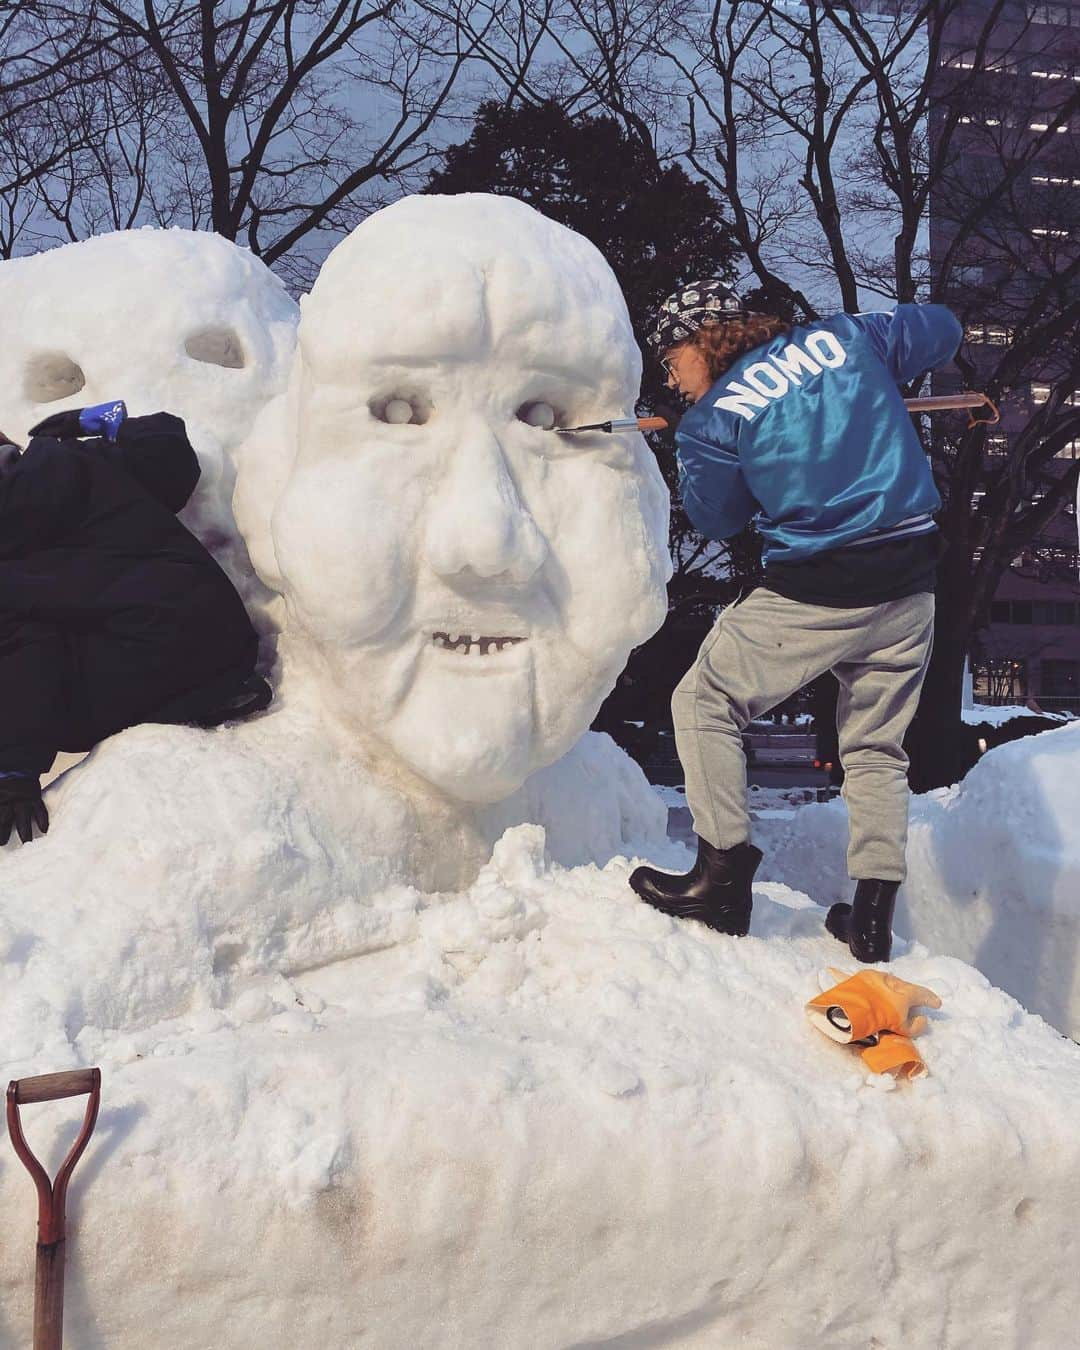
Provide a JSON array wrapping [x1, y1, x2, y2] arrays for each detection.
[[1032, 385, 1080, 404], [1027, 4, 1077, 24], [992, 599, 1080, 624], [965, 323, 1013, 344], [1041, 659, 1079, 697]]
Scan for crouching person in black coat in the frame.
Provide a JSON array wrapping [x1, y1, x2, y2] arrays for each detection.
[[0, 401, 270, 845]]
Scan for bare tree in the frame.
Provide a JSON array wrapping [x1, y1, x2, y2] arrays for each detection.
[[0, 1, 119, 255], [51, 0, 496, 287], [482, 0, 1080, 780]]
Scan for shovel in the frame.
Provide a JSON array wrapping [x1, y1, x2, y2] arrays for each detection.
[[7, 1069, 102, 1350]]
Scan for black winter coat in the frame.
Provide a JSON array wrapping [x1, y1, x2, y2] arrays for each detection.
[[0, 412, 258, 773]]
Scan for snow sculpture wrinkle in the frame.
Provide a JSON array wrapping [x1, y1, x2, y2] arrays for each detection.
[[235, 192, 671, 804]]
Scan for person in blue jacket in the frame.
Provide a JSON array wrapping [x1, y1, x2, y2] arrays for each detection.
[[629, 281, 962, 962], [0, 401, 270, 846]]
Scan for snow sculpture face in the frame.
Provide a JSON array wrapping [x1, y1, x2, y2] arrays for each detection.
[[257, 194, 670, 804], [0, 230, 297, 568]]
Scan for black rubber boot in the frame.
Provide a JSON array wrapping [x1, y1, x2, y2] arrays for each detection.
[[629, 837, 763, 936], [825, 879, 900, 963]]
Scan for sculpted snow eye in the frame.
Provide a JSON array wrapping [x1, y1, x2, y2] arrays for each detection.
[[25, 352, 86, 403], [185, 328, 246, 369], [370, 394, 429, 425], [516, 401, 558, 430]]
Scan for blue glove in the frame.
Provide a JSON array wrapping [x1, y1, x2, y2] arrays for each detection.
[[30, 401, 129, 443], [78, 400, 127, 442]]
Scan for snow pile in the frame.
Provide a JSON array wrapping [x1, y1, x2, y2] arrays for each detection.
[[2, 203, 1079, 1346], [3, 822, 1080, 1349], [1, 717, 667, 1050], [962, 704, 1073, 726], [758, 720, 1080, 1038]]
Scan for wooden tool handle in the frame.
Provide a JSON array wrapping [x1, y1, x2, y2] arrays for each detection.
[[637, 416, 669, 431], [10, 1070, 100, 1105], [903, 393, 985, 410]]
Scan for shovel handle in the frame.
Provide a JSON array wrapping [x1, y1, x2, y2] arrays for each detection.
[[636, 417, 669, 431], [10, 1071, 99, 1106], [7, 1068, 101, 1245]]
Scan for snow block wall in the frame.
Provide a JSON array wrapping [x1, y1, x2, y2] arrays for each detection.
[[1, 203, 1080, 1348]]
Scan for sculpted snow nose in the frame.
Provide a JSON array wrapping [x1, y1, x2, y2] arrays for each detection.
[[423, 420, 547, 584]]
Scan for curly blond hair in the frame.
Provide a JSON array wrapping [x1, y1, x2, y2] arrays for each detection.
[[684, 315, 794, 383]]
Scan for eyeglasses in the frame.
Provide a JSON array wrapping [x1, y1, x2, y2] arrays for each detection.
[[660, 355, 677, 380]]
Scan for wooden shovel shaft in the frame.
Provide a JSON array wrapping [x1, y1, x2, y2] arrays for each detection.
[[34, 1242, 65, 1350]]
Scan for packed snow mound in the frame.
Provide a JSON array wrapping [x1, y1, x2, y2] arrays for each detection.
[[2, 830, 1079, 1349], [0, 228, 298, 607], [1, 715, 666, 1048], [758, 720, 1080, 1038]]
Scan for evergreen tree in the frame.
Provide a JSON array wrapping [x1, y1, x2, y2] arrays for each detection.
[[426, 101, 753, 755]]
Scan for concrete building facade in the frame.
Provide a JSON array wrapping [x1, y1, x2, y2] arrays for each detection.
[[932, 0, 1080, 710]]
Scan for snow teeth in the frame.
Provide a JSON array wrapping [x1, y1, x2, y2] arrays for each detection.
[[431, 632, 526, 655]]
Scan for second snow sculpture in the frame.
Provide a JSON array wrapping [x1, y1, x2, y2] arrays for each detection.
[[0, 229, 299, 608]]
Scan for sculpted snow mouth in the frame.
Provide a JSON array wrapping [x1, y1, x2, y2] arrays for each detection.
[[431, 632, 527, 656]]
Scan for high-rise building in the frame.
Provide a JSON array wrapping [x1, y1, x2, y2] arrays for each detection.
[[931, 0, 1080, 711]]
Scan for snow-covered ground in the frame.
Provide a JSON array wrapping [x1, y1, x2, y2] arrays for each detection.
[[3, 817, 1080, 1350], [962, 704, 1074, 726], [758, 719, 1080, 1041]]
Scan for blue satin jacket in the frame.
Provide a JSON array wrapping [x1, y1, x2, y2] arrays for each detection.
[[675, 305, 963, 564]]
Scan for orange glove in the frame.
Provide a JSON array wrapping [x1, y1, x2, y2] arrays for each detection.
[[859, 1033, 927, 1079], [806, 968, 942, 1045]]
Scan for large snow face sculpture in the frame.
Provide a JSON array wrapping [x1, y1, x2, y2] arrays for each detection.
[[240, 195, 670, 803], [0, 229, 298, 585]]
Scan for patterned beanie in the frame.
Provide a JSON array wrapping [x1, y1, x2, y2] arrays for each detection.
[[647, 280, 753, 356]]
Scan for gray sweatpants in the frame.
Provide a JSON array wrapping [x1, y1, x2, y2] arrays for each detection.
[[672, 587, 934, 881]]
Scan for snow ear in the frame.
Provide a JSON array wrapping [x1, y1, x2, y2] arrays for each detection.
[[233, 377, 300, 592]]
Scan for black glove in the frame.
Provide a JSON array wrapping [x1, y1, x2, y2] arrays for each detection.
[[0, 776, 49, 845], [28, 408, 83, 440]]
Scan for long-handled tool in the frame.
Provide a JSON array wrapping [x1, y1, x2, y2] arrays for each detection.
[[903, 391, 1000, 426], [557, 393, 999, 437], [7, 1069, 102, 1350]]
